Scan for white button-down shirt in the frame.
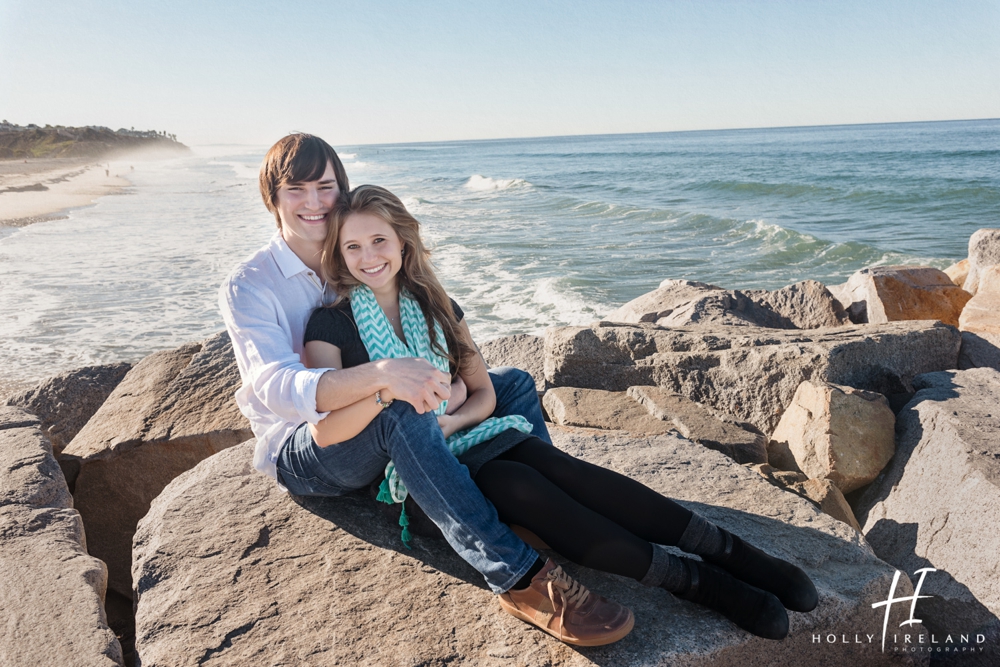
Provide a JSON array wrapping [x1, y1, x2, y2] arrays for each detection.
[[219, 232, 335, 481]]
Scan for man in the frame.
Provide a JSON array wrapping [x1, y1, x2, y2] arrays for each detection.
[[219, 133, 634, 646]]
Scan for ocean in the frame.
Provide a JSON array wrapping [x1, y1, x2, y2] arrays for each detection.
[[1, 119, 997, 389]]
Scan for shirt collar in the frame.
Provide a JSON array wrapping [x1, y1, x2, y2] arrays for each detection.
[[268, 232, 313, 280]]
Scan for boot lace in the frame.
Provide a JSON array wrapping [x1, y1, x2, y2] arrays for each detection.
[[544, 565, 591, 640]]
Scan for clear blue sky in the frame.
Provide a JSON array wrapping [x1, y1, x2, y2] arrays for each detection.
[[1, 0, 998, 147]]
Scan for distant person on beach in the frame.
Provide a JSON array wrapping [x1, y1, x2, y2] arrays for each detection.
[[219, 134, 816, 647]]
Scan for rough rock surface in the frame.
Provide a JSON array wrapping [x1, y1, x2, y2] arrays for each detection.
[[0, 406, 123, 666], [61, 331, 251, 600], [835, 266, 972, 327], [480, 334, 546, 392], [959, 331, 1000, 371], [768, 381, 896, 493], [544, 320, 960, 434], [749, 464, 861, 531], [604, 279, 723, 323], [5, 362, 132, 456], [133, 430, 921, 667], [627, 385, 768, 463], [858, 368, 1000, 643], [606, 279, 847, 330], [542, 386, 767, 463], [962, 228, 1000, 296], [959, 264, 1000, 336], [944, 258, 970, 288]]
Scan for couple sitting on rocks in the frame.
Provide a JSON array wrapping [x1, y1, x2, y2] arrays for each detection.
[[219, 133, 818, 646]]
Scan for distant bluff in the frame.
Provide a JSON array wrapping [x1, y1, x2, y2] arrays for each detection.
[[0, 121, 190, 159]]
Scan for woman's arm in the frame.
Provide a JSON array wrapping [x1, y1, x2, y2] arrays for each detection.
[[304, 340, 395, 447], [436, 319, 496, 439]]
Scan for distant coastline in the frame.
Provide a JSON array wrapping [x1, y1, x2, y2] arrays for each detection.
[[0, 122, 190, 227], [0, 121, 189, 160]]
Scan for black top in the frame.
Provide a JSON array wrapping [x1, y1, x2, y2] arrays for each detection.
[[305, 298, 464, 370]]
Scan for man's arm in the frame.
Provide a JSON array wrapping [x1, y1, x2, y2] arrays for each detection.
[[221, 279, 450, 422]]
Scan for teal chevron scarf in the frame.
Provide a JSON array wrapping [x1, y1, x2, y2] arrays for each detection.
[[350, 284, 532, 547]]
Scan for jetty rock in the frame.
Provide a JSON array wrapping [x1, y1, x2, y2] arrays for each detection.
[[830, 266, 971, 327], [0, 406, 123, 666], [544, 320, 960, 434], [945, 259, 971, 288], [857, 368, 1000, 651], [605, 279, 847, 330], [767, 381, 896, 494], [962, 228, 1000, 296], [61, 331, 251, 601], [5, 362, 132, 457], [542, 385, 767, 464], [132, 427, 921, 666], [957, 264, 1000, 372], [480, 334, 546, 392]]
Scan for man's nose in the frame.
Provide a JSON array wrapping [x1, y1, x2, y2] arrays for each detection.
[[305, 186, 320, 209]]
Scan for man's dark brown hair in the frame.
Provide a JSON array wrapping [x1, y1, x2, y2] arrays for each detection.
[[259, 134, 350, 228]]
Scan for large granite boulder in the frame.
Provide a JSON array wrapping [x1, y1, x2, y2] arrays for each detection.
[[605, 279, 846, 330], [544, 320, 960, 434], [133, 430, 922, 666], [61, 331, 251, 600], [768, 381, 895, 493], [0, 406, 123, 667], [480, 334, 546, 392], [858, 368, 1000, 647], [959, 265, 1000, 336], [944, 259, 970, 288], [5, 362, 132, 456], [749, 464, 861, 531], [834, 266, 972, 327], [959, 331, 1000, 371], [962, 228, 1000, 296], [542, 386, 767, 463]]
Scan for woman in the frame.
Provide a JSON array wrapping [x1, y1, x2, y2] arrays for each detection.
[[299, 184, 817, 643]]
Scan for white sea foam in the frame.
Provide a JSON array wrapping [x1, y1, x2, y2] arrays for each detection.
[[339, 153, 357, 159], [464, 174, 532, 191], [208, 160, 259, 181]]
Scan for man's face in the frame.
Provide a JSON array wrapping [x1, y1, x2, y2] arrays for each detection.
[[275, 161, 339, 250]]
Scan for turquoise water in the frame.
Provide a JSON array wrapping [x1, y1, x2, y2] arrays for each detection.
[[1, 119, 997, 386]]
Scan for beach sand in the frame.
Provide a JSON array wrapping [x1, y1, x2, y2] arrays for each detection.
[[0, 158, 131, 226]]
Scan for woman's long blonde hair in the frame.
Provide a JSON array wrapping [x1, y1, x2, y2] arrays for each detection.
[[322, 185, 475, 378]]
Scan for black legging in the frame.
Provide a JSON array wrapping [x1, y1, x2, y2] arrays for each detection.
[[474, 437, 693, 582]]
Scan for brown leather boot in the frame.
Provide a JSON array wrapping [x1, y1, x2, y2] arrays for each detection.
[[498, 559, 634, 646]]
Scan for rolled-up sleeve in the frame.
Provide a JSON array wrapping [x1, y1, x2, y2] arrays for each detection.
[[220, 278, 332, 426]]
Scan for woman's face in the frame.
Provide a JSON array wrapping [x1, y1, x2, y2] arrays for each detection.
[[338, 211, 404, 295]]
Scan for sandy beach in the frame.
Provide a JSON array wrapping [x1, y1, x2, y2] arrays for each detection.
[[0, 158, 131, 226]]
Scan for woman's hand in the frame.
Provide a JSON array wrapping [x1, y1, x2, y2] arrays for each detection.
[[436, 413, 463, 439]]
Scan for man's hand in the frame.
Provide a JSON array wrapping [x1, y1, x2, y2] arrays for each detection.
[[376, 357, 451, 414], [445, 376, 467, 415]]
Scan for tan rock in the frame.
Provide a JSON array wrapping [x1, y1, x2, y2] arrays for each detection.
[[748, 463, 861, 531], [768, 381, 895, 494], [836, 265, 971, 327], [627, 386, 767, 463], [944, 258, 970, 287], [607, 279, 847, 330], [604, 279, 722, 323], [542, 386, 766, 463], [544, 320, 960, 434], [542, 387, 668, 434], [962, 228, 1000, 295], [959, 264, 1000, 335], [133, 431, 919, 667], [479, 334, 546, 392], [0, 406, 123, 666], [62, 332, 251, 600], [5, 362, 131, 456]]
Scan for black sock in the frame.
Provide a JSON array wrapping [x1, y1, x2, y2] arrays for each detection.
[[675, 513, 726, 558], [510, 557, 546, 590], [640, 544, 692, 594]]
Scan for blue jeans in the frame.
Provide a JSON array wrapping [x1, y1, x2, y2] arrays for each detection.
[[276, 367, 549, 593]]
